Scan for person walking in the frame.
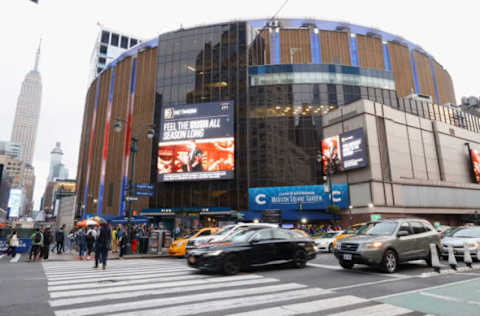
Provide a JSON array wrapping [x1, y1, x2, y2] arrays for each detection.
[[118, 225, 126, 258], [7, 231, 19, 258], [42, 228, 53, 260], [29, 228, 43, 262], [86, 228, 95, 259], [94, 222, 112, 270], [77, 227, 87, 260], [55, 225, 65, 254], [112, 226, 118, 253]]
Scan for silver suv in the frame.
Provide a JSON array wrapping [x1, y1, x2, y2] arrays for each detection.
[[334, 218, 441, 273]]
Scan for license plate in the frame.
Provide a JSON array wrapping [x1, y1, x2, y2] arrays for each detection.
[[188, 257, 196, 264], [343, 254, 352, 260]]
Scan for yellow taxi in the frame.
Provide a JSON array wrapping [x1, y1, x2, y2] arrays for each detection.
[[168, 227, 220, 257], [332, 222, 368, 247]]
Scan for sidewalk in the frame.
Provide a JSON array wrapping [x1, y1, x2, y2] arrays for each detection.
[[45, 249, 170, 262]]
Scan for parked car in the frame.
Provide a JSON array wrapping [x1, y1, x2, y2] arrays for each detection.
[[168, 227, 220, 257], [334, 218, 441, 273], [441, 226, 480, 260], [186, 227, 317, 275], [314, 231, 344, 253], [185, 223, 278, 253]]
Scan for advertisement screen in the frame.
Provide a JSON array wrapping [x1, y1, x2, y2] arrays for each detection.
[[158, 101, 234, 182], [470, 149, 480, 184], [7, 188, 23, 218], [322, 128, 367, 174]]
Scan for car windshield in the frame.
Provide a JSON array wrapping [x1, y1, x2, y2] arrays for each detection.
[[443, 227, 462, 237], [215, 226, 234, 236], [321, 232, 338, 238], [451, 227, 480, 238], [224, 229, 258, 243], [361, 222, 398, 236]]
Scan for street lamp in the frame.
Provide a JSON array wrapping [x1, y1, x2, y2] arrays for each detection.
[[114, 117, 156, 254]]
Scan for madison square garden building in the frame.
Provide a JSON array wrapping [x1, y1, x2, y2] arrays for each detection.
[[76, 18, 480, 230]]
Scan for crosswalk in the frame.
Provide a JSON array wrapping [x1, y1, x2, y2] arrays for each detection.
[[43, 259, 424, 316], [0, 253, 22, 263]]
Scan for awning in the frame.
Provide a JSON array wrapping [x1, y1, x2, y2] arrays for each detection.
[[109, 216, 149, 225]]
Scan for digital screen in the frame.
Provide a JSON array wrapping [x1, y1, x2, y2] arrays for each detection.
[[8, 188, 23, 218], [158, 101, 234, 182], [322, 128, 367, 174], [470, 149, 480, 184]]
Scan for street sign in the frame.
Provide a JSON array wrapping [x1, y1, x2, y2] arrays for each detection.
[[136, 183, 155, 190], [137, 191, 154, 197], [370, 214, 382, 221], [125, 196, 138, 201]]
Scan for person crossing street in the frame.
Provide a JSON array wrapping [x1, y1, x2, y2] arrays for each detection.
[[29, 228, 43, 262], [94, 222, 112, 270]]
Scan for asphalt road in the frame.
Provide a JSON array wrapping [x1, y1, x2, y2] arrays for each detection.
[[1, 252, 479, 316]]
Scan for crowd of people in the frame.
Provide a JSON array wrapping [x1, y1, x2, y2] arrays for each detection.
[[9, 223, 155, 269]]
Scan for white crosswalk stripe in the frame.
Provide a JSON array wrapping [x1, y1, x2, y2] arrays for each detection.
[[9, 253, 21, 263], [43, 259, 418, 316]]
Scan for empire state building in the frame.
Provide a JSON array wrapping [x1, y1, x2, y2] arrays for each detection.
[[11, 41, 43, 164]]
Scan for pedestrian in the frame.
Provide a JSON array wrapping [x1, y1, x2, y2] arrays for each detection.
[[86, 228, 95, 259], [112, 226, 118, 253], [77, 227, 87, 260], [131, 225, 138, 253], [118, 225, 126, 258], [29, 228, 43, 262], [66, 229, 75, 253], [94, 222, 112, 270], [6, 231, 19, 258], [42, 227, 53, 260], [55, 225, 65, 254]]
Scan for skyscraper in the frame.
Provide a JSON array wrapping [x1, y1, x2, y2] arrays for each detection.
[[11, 40, 43, 165], [47, 142, 68, 182]]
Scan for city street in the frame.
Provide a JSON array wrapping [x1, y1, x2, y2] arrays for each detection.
[[1, 253, 479, 316]]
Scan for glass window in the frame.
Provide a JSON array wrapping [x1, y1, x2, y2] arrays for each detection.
[[121, 36, 129, 49], [363, 222, 398, 236], [101, 31, 110, 44], [111, 33, 119, 46], [98, 57, 106, 65], [398, 222, 411, 235], [272, 229, 292, 240], [130, 38, 138, 47], [451, 227, 480, 238], [99, 45, 107, 54], [198, 230, 211, 236], [410, 221, 427, 234], [252, 229, 273, 241]]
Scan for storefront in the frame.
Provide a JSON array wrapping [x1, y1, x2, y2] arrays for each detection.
[[141, 207, 236, 236]]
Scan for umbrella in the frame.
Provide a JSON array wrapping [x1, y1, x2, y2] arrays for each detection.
[[76, 219, 99, 227]]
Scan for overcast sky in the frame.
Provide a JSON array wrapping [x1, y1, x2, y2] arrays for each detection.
[[1, 0, 479, 210]]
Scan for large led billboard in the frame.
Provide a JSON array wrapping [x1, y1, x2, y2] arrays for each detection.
[[470, 148, 480, 184], [158, 101, 234, 182], [8, 188, 23, 218], [322, 128, 367, 174]]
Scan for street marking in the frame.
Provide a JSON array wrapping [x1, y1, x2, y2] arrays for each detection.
[[307, 263, 409, 278], [227, 295, 367, 316], [328, 276, 413, 291], [328, 303, 412, 316], [49, 278, 278, 307], [48, 270, 193, 285], [48, 273, 211, 292], [43, 264, 189, 274], [9, 254, 21, 263], [372, 276, 480, 301], [54, 283, 314, 316], [307, 263, 343, 270], [0, 254, 5, 260], [49, 274, 264, 298], [45, 267, 192, 280], [419, 291, 480, 306]]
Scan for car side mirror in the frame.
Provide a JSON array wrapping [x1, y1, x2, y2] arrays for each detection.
[[397, 231, 409, 237]]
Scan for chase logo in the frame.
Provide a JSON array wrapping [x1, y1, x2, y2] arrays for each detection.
[[255, 193, 267, 205]]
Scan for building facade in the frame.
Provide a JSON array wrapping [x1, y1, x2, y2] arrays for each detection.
[[47, 142, 68, 182], [76, 18, 477, 228], [0, 141, 22, 159], [89, 25, 143, 83], [10, 42, 42, 165]]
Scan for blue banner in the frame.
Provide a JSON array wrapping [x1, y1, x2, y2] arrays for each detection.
[[0, 238, 32, 253], [249, 185, 349, 211]]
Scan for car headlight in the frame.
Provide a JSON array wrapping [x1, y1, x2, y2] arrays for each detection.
[[364, 241, 383, 249], [466, 242, 479, 249], [204, 250, 223, 256], [313, 245, 319, 252]]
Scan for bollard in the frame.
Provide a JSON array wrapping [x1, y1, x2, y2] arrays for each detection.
[[464, 243, 473, 268], [448, 244, 457, 270], [477, 247, 480, 263], [430, 243, 442, 273]]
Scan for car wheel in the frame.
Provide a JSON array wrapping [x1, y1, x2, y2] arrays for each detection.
[[223, 254, 240, 275], [339, 260, 354, 269], [292, 249, 307, 268], [382, 249, 398, 273], [328, 244, 333, 253]]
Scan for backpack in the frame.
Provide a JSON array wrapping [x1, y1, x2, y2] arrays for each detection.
[[34, 233, 42, 243]]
